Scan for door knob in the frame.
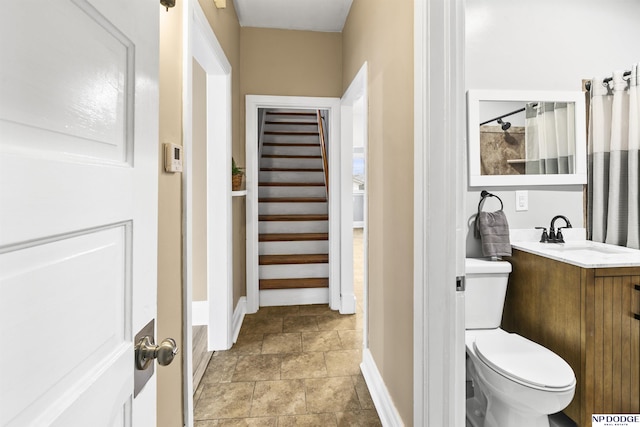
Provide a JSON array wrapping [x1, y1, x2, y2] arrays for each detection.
[[135, 335, 179, 370]]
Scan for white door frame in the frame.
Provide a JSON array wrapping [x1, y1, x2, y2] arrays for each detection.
[[413, 0, 466, 426], [182, 1, 233, 425], [245, 95, 341, 313], [340, 63, 368, 318]]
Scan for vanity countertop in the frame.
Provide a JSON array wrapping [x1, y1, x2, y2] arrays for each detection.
[[510, 240, 640, 268]]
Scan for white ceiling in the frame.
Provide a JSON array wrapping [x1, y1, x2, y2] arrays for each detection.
[[233, 0, 354, 32]]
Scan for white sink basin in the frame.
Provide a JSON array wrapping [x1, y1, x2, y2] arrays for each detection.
[[511, 240, 640, 268]]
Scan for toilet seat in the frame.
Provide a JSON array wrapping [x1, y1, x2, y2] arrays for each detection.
[[473, 332, 576, 391]]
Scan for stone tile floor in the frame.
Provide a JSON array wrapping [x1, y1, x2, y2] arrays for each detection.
[[194, 229, 376, 426], [193, 304, 381, 426]]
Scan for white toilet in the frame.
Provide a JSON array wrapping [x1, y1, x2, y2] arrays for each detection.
[[465, 258, 576, 427]]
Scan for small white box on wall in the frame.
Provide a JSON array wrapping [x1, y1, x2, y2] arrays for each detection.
[[164, 143, 183, 173]]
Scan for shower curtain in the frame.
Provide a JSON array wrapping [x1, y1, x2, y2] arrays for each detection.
[[588, 63, 640, 249], [525, 102, 575, 175]]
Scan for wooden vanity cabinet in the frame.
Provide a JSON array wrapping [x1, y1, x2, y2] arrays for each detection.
[[503, 249, 640, 427]]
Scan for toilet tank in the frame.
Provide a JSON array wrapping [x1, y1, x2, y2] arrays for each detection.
[[465, 258, 512, 329]]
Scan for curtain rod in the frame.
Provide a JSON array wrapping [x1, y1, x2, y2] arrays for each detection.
[[479, 104, 537, 126], [585, 70, 632, 91]]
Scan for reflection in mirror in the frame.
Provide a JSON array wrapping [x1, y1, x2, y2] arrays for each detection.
[[467, 90, 587, 187], [479, 101, 576, 176]]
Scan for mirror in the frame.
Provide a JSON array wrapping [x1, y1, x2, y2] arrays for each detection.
[[467, 89, 587, 187]]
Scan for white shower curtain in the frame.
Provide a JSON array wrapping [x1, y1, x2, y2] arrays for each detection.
[[588, 63, 640, 249], [525, 102, 574, 174]]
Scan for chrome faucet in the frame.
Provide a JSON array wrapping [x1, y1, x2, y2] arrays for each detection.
[[549, 215, 572, 243]]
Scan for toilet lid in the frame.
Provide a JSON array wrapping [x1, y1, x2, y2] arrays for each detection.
[[473, 333, 575, 390]]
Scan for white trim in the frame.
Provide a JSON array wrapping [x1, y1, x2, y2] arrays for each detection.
[[259, 288, 330, 307], [340, 63, 368, 323], [414, 0, 465, 426], [188, 0, 233, 352], [191, 300, 209, 326], [360, 349, 404, 427], [232, 296, 247, 343], [245, 95, 341, 314], [182, 2, 233, 426]]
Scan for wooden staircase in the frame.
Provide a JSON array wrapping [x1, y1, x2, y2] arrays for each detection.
[[258, 109, 329, 301]]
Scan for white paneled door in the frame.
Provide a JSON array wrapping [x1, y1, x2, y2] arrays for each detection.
[[0, 0, 159, 426]]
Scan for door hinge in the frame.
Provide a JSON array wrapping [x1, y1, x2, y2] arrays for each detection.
[[456, 276, 465, 291]]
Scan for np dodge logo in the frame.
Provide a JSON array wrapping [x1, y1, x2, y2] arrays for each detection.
[[592, 414, 640, 427]]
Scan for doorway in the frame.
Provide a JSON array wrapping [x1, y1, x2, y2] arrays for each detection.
[[245, 96, 342, 313]]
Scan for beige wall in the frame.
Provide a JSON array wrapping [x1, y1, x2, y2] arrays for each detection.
[[192, 59, 208, 302], [342, 0, 415, 424], [158, 2, 184, 426], [240, 27, 342, 98]]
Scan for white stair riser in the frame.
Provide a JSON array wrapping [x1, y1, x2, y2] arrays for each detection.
[[259, 263, 329, 279], [264, 123, 318, 133], [259, 240, 329, 255], [260, 157, 323, 170], [259, 171, 325, 183], [259, 288, 329, 307], [259, 202, 328, 215], [259, 186, 326, 198], [262, 145, 321, 156], [259, 221, 328, 234], [263, 134, 319, 144]]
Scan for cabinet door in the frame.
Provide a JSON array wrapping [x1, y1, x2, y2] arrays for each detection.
[[584, 273, 640, 424]]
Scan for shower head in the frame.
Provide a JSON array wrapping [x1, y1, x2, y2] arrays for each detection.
[[497, 118, 511, 131]]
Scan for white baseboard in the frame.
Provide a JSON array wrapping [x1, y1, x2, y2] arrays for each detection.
[[340, 292, 357, 314], [232, 296, 246, 343], [259, 288, 329, 307], [360, 348, 404, 427], [192, 300, 209, 326]]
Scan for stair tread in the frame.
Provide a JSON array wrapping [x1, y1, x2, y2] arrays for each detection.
[[266, 112, 316, 116], [259, 214, 328, 221], [260, 278, 329, 290], [265, 131, 319, 135], [261, 167, 324, 172], [259, 233, 329, 242], [263, 142, 319, 147], [265, 121, 317, 126], [259, 182, 325, 187], [262, 154, 322, 159], [259, 197, 326, 203], [259, 254, 328, 265]]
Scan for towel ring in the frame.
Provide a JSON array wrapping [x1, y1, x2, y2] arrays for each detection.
[[474, 190, 504, 239], [478, 190, 503, 212]]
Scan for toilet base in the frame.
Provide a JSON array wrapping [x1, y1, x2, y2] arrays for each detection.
[[466, 395, 551, 427]]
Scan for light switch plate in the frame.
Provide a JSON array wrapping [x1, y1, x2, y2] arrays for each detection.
[[515, 190, 528, 211]]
